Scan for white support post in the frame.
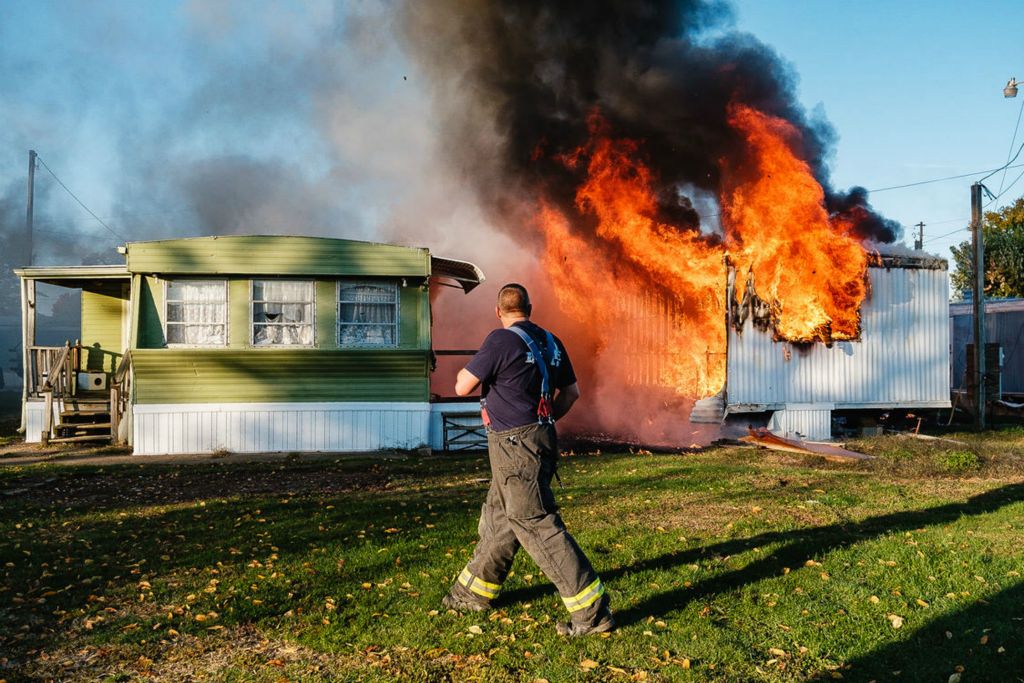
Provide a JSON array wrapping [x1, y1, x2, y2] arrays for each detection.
[[19, 278, 36, 434]]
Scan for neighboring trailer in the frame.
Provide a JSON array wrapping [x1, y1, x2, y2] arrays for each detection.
[[724, 254, 951, 440], [949, 298, 1024, 398], [17, 236, 484, 454]]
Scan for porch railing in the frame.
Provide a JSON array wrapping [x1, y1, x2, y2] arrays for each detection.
[[110, 350, 133, 445], [39, 342, 73, 445]]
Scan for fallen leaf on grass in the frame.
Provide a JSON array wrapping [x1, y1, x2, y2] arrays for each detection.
[[467, 625, 483, 635], [580, 659, 599, 671], [887, 614, 904, 629], [869, 595, 880, 604], [916, 599, 929, 608]]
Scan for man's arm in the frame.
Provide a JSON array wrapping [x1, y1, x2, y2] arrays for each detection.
[[455, 368, 481, 397], [552, 381, 580, 421]]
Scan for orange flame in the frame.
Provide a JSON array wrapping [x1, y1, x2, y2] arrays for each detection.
[[721, 104, 868, 342], [535, 105, 869, 398]]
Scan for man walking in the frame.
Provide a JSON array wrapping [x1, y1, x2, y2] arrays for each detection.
[[441, 283, 613, 636]]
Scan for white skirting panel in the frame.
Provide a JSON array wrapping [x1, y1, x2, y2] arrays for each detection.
[[24, 400, 61, 444], [767, 404, 834, 442], [132, 402, 431, 455]]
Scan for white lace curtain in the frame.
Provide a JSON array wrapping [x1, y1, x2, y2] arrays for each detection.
[[253, 280, 314, 346], [338, 283, 397, 347], [166, 281, 226, 345]]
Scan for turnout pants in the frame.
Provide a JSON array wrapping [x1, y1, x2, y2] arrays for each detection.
[[451, 422, 608, 625]]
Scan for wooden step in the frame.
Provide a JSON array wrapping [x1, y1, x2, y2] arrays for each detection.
[[48, 434, 112, 444], [58, 422, 112, 431], [61, 410, 111, 418]]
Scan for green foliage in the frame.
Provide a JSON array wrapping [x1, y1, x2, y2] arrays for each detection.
[[951, 197, 1024, 300], [936, 449, 981, 473]]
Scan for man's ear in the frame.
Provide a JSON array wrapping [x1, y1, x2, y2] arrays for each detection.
[[495, 306, 502, 320]]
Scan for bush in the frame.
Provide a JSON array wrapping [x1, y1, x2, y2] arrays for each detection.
[[936, 450, 981, 473]]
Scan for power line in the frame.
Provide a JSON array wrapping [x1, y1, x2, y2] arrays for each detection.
[[33, 154, 127, 243], [996, 94, 1024, 198], [985, 165, 1024, 207], [921, 224, 966, 245], [867, 162, 1024, 194]]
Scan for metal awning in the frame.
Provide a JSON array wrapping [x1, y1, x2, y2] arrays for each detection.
[[14, 264, 130, 285], [430, 256, 485, 294]]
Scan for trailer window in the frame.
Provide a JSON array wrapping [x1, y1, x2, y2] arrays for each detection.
[[165, 280, 227, 346], [338, 281, 398, 348], [252, 280, 315, 346]]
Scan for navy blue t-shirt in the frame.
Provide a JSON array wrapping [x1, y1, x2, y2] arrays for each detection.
[[465, 321, 577, 432]]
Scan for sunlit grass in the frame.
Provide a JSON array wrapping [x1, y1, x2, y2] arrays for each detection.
[[1, 437, 1023, 681]]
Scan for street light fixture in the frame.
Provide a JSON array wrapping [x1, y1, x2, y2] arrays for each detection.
[[1004, 77, 1018, 98]]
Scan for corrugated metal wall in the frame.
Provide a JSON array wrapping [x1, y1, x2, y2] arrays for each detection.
[[727, 266, 950, 409], [132, 401, 431, 454], [949, 300, 1024, 394], [766, 405, 834, 441]]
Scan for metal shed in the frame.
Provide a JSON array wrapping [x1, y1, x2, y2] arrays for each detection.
[[723, 253, 951, 440], [949, 298, 1024, 398]]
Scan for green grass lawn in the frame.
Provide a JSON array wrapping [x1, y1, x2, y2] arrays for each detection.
[[1, 432, 1023, 682]]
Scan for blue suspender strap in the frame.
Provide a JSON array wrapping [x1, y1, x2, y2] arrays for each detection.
[[507, 325, 555, 423]]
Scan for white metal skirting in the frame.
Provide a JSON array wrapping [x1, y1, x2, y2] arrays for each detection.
[[24, 400, 61, 444], [131, 402, 432, 455], [768, 405, 834, 441], [727, 266, 951, 409]]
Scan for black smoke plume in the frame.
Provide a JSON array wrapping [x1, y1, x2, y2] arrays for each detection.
[[401, 0, 901, 243]]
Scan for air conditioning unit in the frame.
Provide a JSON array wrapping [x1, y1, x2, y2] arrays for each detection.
[[78, 372, 108, 392]]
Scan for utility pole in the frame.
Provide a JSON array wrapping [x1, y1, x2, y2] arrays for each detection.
[[25, 150, 36, 266], [913, 222, 925, 250], [971, 182, 986, 430]]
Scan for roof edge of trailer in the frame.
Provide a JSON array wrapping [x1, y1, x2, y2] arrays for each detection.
[[14, 264, 130, 280]]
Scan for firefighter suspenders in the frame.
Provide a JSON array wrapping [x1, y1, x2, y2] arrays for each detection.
[[479, 325, 562, 428], [506, 325, 561, 424]]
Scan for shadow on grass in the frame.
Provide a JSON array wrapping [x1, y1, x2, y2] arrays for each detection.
[[834, 580, 1024, 682], [496, 483, 1024, 626]]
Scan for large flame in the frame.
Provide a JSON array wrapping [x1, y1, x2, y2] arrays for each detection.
[[721, 104, 868, 342], [535, 105, 869, 397]]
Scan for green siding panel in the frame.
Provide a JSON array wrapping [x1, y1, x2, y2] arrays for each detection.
[[81, 289, 125, 373], [132, 349, 430, 404], [137, 276, 165, 349], [316, 280, 336, 348], [228, 280, 249, 348], [127, 236, 430, 277]]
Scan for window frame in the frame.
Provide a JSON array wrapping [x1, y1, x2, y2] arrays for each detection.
[[336, 279, 401, 349], [162, 278, 229, 348], [249, 279, 317, 348]]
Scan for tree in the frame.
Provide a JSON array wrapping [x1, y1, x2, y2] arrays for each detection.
[[951, 197, 1024, 300]]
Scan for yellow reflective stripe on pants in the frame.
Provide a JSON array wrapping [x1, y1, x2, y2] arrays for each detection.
[[562, 578, 604, 613], [458, 567, 499, 599]]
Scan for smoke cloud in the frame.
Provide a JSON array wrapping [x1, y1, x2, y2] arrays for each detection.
[[399, 0, 900, 244]]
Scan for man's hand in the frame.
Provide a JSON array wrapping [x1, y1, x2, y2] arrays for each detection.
[[455, 368, 481, 396], [553, 382, 580, 421]]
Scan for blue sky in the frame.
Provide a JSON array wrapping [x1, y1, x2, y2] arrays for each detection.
[[2, 0, 1023, 272], [733, 0, 1024, 256]]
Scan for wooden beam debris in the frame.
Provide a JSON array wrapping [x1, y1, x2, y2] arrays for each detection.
[[740, 427, 874, 462]]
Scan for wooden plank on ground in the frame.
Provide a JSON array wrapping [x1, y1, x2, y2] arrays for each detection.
[[740, 428, 873, 462]]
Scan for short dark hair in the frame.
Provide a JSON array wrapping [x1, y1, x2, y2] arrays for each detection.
[[497, 283, 532, 316]]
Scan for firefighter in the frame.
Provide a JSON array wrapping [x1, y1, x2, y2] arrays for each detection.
[[441, 283, 614, 637]]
